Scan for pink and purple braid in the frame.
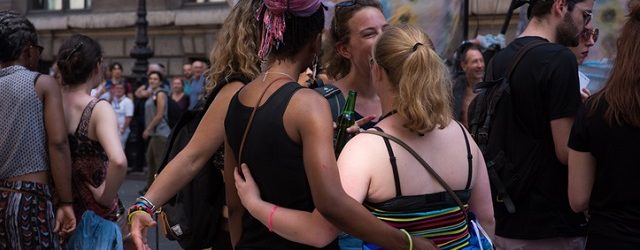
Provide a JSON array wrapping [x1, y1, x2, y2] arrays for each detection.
[[256, 0, 322, 59]]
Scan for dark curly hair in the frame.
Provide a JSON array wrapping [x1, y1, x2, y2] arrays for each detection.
[[56, 34, 103, 86], [0, 11, 38, 63]]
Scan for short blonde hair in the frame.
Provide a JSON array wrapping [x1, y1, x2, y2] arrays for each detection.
[[373, 24, 452, 134]]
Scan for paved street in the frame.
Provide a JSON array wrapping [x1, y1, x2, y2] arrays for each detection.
[[120, 172, 181, 250]]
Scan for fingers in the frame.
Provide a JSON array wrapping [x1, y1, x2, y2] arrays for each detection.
[[53, 218, 61, 233], [356, 115, 376, 127], [240, 164, 253, 182]]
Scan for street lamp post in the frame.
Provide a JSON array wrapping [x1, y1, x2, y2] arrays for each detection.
[[130, 0, 154, 87]]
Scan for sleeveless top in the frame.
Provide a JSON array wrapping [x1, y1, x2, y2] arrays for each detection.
[[144, 89, 171, 138], [224, 82, 338, 250], [0, 65, 49, 179], [364, 123, 473, 249], [69, 99, 119, 221]]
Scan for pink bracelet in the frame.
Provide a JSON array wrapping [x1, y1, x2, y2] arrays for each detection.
[[268, 205, 279, 232]]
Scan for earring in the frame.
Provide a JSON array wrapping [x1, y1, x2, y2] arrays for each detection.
[[311, 54, 319, 80]]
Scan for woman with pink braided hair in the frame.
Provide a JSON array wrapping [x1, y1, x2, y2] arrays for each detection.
[[225, 0, 436, 249]]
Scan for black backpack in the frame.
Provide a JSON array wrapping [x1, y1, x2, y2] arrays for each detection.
[[153, 90, 183, 129], [313, 79, 346, 121], [156, 74, 249, 249], [467, 40, 547, 214]]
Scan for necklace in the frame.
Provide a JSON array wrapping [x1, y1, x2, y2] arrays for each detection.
[[263, 71, 296, 82]]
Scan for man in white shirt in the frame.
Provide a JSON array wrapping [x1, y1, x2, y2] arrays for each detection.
[[111, 82, 134, 147]]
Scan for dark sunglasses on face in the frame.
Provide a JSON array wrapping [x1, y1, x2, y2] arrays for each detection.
[[582, 9, 592, 25], [335, 0, 358, 9], [580, 28, 599, 43]]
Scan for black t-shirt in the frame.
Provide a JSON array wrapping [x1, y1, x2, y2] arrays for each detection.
[[489, 36, 586, 239], [569, 99, 640, 243]]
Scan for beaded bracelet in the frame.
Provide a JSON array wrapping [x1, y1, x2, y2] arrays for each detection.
[[127, 203, 154, 224], [136, 196, 156, 211]]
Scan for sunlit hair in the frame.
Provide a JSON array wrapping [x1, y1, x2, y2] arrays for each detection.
[[589, 5, 640, 127], [324, 0, 382, 80], [205, 0, 262, 96], [373, 24, 452, 134]]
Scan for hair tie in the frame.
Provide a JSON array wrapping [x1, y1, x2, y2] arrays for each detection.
[[412, 42, 423, 52]]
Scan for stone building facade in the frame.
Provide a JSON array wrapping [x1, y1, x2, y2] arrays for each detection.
[[2, 0, 233, 78]]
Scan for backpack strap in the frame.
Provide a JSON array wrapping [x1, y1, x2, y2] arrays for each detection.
[[314, 84, 346, 120], [475, 40, 548, 91], [237, 76, 291, 168], [360, 130, 467, 215]]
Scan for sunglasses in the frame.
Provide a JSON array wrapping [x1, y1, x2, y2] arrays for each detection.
[[574, 5, 592, 25], [580, 28, 599, 43], [333, 1, 360, 33], [31, 44, 44, 55]]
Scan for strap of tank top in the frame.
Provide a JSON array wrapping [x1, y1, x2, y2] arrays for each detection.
[[238, 77, 291, 165], [373, 127, 402, 197], [76, 98, 102, 136], [360, 130, 467, 214], [455, 121, 473, 190]]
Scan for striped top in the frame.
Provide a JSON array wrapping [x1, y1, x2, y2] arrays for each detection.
[[364, 125, 473, 249], [365, 197, 471, 249]]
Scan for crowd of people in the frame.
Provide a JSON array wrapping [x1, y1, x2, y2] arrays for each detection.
[[1, 0, 640, 249]]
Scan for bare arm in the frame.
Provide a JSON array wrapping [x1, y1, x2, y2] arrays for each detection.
[[550, 117, 575, 165], [35, 75, 76, 234], [233, 164, 339, 247], [467, 144, 495, 239], [568, 149, 596, 212], [36, 75, 73, 201], [142, 81, 243, 206], [90, 102, 127, 206], [291, 90, 433, 249], [134, 85, 151, 99]]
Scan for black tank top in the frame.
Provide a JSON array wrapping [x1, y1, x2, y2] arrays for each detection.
[[225, 82, 339, 250]]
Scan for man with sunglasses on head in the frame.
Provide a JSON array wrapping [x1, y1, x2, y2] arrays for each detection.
[[480, 0, 594, 249], [569, 27, 599, 101]]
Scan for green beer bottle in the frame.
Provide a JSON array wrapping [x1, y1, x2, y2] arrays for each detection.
[[334, 90, 357, 156]]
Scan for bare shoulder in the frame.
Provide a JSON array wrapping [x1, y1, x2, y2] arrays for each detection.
[[289, 88, 329, 113], [34, 74, 60, 92]]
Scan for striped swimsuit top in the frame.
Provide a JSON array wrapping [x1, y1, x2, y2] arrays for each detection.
[[364, 124, 473, 250]]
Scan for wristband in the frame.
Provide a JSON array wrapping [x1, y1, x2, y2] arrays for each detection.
[[400, 229, 413, 250], [268, 205, 278, 232]]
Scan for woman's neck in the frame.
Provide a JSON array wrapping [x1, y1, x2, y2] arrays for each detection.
[[264, 62, 301, 83], [338, 69, 376, 98]]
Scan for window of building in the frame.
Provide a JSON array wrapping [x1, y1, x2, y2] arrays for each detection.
[[31, 0, 91, 11]]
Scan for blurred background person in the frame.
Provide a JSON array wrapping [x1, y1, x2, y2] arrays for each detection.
[[569, 27, 598, 101], [452, 44, 484, 128], [140, 71, 171, 195], [188, 60, 206, 110], [568, 5, 640, 249], [182, 63, 193, 95], [0, 10, 76, 248], [170, 76, 189, 112], [111, 82, 134, 149], [57, 34, 127, 248]]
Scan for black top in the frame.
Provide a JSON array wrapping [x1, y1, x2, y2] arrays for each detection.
[[452, 74, 467, 122], [488, 36, 586, 239], [569, 99, 640, 243], [225, 82, 339, 250]]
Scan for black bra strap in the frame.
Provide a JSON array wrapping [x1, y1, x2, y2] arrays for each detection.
[[456, 122, 473, 190], [374, 127, 402, 197]]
